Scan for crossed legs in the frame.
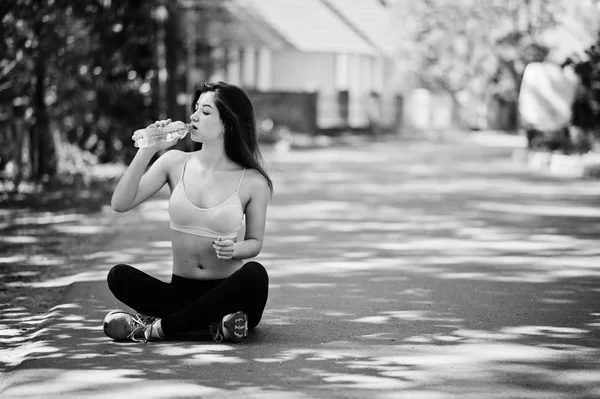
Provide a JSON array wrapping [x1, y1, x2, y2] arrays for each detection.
[[106, 261, 269, 338]]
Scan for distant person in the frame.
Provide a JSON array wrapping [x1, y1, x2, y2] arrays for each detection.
[[367, 91, 383, 136], [104, 82, 272, 343]]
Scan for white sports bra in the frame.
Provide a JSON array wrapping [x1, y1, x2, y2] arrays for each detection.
[[168, 155, 245, 239]]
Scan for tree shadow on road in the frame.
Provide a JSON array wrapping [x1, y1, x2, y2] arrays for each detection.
[[2, 143, 600, 398]]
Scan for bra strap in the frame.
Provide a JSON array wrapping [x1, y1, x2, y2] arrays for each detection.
[[236, 168, 246, 192], [180, 153, 190, 182]]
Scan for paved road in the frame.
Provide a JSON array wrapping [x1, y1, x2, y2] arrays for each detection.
[[2, 137, 600, 398]]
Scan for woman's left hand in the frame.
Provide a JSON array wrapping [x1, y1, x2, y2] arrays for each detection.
[[213, 238, 235, 260]]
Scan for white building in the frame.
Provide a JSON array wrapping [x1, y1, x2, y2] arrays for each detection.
[[183, 0, 400, 132]]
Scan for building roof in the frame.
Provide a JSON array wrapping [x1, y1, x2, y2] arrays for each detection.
[[323, 0, 395, 56], [220, 0, 289, 49], [234, 0, 375, 55]]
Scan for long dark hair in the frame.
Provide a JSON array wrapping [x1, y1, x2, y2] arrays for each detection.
[[191, 81, 273, 194]]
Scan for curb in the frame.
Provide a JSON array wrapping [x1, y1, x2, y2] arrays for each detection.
[[260, 133, 375, 152], [512, 148, 600, 179]]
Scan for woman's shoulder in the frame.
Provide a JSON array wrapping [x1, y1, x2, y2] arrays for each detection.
[[153, 149, 189, 175], [243, 168, 270, 193], [159, 149, 188, 165], [164, 148, 188, 159]]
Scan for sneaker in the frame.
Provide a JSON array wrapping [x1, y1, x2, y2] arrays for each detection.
[[210, 311, 248, 343], [103, 310, 147, 342], [144, 318, 166, 342], [137, 313, 157, 325]]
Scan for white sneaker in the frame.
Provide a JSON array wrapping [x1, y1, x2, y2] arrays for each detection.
[[103, 310, 147, 342]]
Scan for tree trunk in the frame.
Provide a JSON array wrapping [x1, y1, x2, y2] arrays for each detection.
[[32, 22, 56, 182], [29, 115, 38, 181], [12, 119, 25, 191], [165, 6, 185, 123]]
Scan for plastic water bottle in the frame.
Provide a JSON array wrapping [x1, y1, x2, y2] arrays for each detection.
[[133, 121, 191, 148]]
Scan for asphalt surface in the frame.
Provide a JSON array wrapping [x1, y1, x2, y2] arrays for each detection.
[[2, 136, 600, 398]]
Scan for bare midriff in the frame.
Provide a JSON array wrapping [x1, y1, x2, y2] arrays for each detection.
[[170, 229, 243, 280]]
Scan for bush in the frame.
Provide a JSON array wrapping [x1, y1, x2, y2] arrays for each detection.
[[55, 142, 99, 186], [563, 32, 600, 144]]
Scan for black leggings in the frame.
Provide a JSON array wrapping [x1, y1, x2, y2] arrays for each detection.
[[106, 261, 269, 337]]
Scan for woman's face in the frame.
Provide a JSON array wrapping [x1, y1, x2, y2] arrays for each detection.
[[189, 91, 225, 142]]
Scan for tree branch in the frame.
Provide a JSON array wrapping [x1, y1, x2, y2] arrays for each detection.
[[0, 80, 13, 93], [0, 59, 19, 80]]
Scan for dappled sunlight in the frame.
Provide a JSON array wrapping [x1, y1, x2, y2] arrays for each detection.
[[352, 311, 462, 325], [154, 344, 235, 357], [269, 201, 370, 221], [0, 369, 231, 398], [357, 333, 397, 341], [271, 282, 336, 290], [1, 190, 182, 377], [10, 213, 83, 226], [303, 368, 411, 390], [0, 255, 28, 264], [500, 326, 588, 339], [1, 236, 39, 244], [51, 224, 107, 234], [264, 144, 600, 284], [0, 340, 61, 368], [149, 241, 172, 248], [263, 257, 410, 278], [473, 201, 600, 218], [137, 198, 170, 222], [370, 237, 568, 252], [152, 344, 247, 365], [3, 273, 600, 397], [278, 340, 598, 396], [3, 142, 600, 396], [182, 353, 246, 366]]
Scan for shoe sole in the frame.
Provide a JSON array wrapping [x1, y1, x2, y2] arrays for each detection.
[[223, 311, 248, 343]]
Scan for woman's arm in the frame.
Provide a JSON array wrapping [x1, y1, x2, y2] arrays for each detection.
[[231, 173, 271, 260], [112, 120, 183, 213], [111, 146, 180, 213]]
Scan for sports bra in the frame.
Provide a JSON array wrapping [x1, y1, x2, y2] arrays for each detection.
[[169, 154, 245, 239]]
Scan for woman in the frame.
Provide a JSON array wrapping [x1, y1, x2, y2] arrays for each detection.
[[104, 81, 272, 343]]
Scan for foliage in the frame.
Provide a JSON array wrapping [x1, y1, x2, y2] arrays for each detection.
[[391, 0, 591, 130], [59, 0, 158, 164], [0, 0, 230, 192], [54, 142, 99, 186], [0, 0, 158, 191], [0, 0, 57, 182], [564, 32, 600, 139]]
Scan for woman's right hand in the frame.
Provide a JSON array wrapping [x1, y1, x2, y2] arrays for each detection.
[[132, 118, 181, 151]]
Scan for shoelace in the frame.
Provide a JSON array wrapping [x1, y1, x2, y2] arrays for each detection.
[[210, 321, 224, 343], [137, 313, 156, 324], [213, 328, 224, 343], [127, 314, 147, 342], [139, 314, 164, 343]]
